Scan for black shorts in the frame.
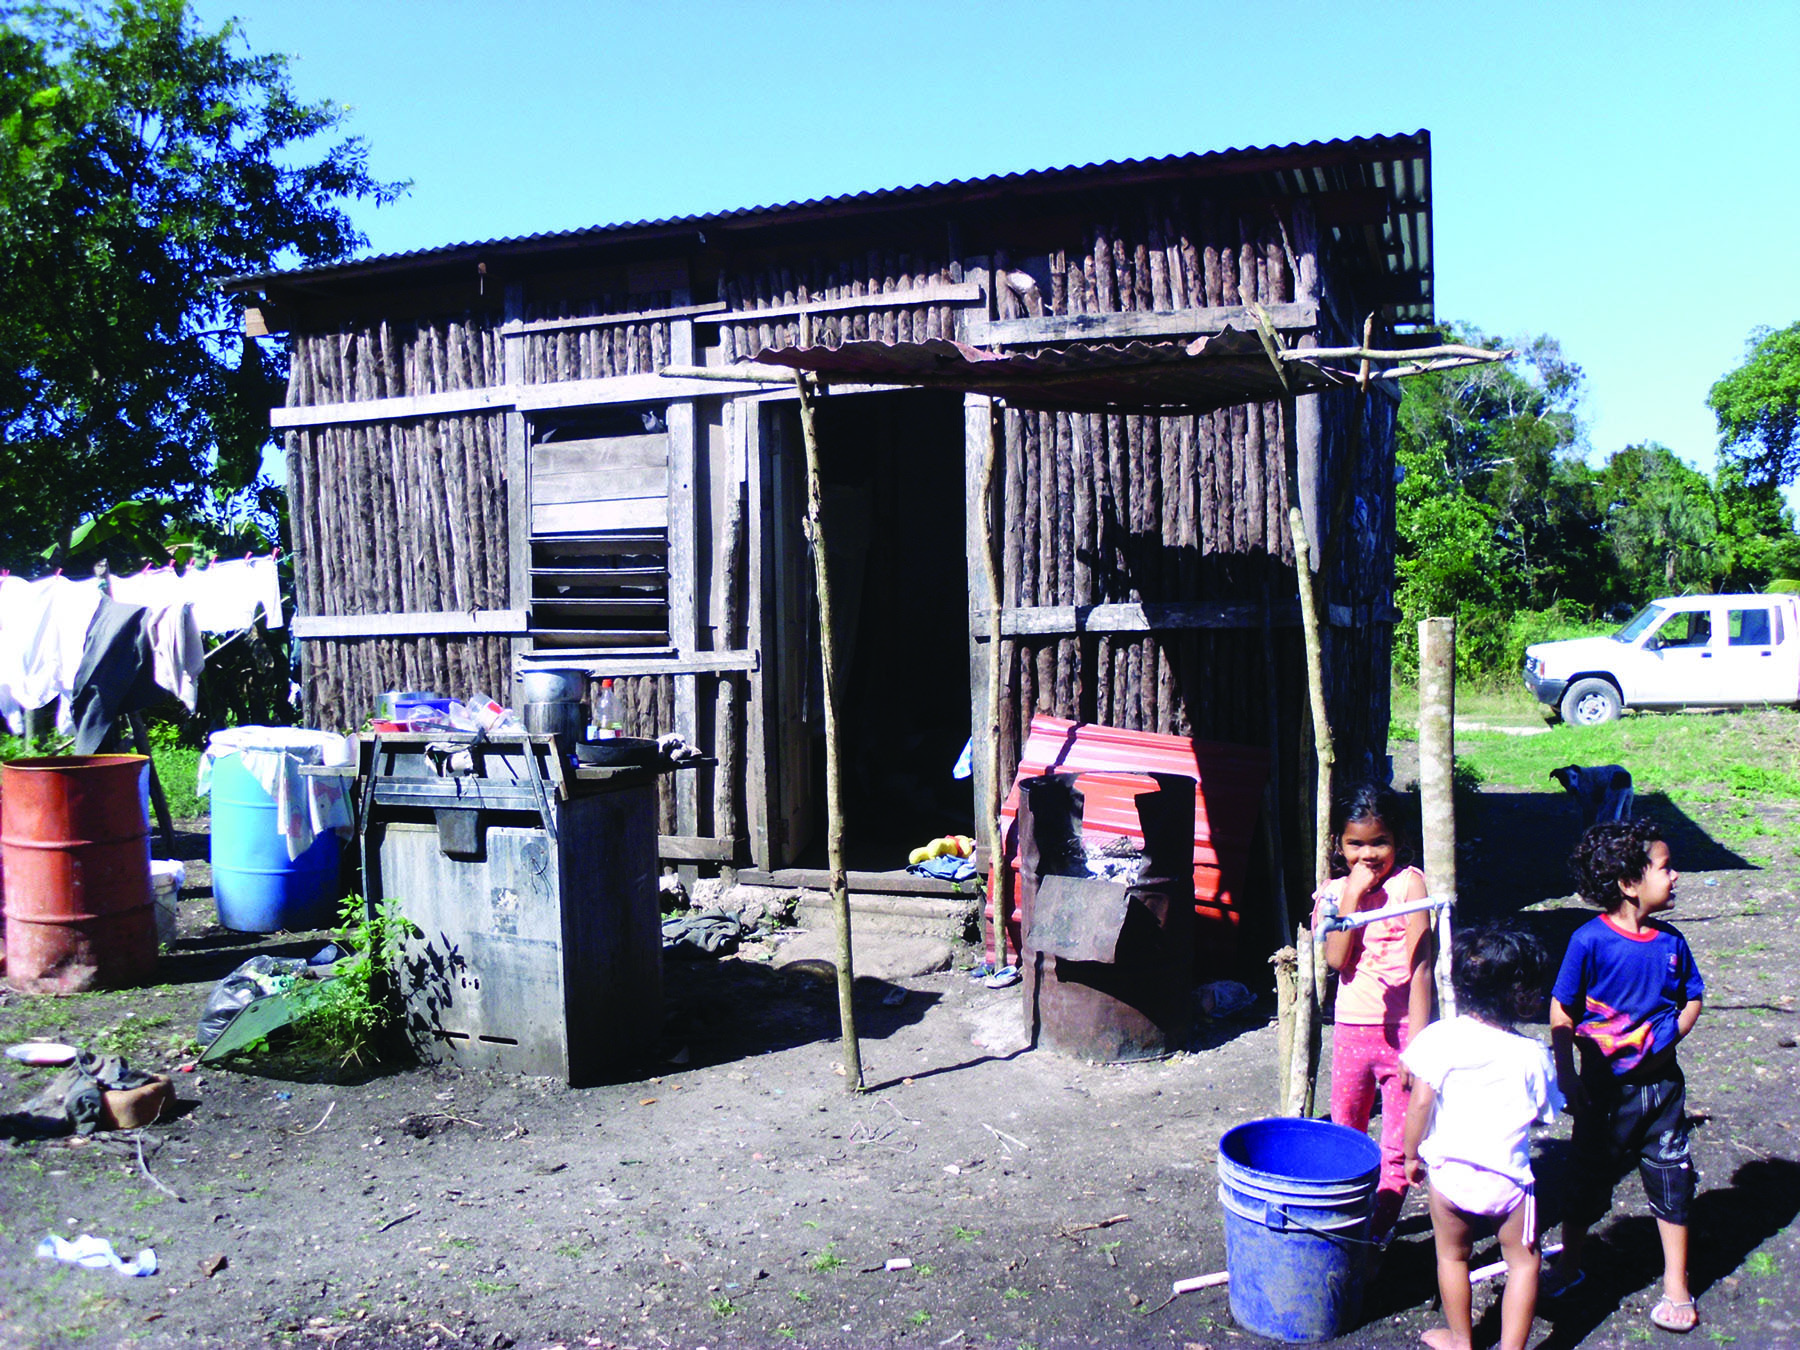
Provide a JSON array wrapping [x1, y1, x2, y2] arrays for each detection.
[[1569, 1061, 1695, 1227]]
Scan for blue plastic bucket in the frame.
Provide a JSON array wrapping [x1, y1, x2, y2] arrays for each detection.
[[1217, 1117, 1380, 1342], [209, 752, 340, 932]]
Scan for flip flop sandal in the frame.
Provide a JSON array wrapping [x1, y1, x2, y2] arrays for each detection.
[[1539, 1265, 1586, 1299], [1650, 1296, 1697, 1333]]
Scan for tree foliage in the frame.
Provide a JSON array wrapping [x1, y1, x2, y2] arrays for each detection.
[[1396, 324, 1800, 682], [0, 0, 401, 570], [1709, 321, 1800, 487]]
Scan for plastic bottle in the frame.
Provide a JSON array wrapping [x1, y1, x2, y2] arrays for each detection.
[[593, 678, 621, 740]]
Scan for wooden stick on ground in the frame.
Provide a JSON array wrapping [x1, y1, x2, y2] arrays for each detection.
[[794, 329, 863, 1091]]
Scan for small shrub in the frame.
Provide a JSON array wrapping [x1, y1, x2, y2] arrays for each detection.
[[288, 894, 420, 1068]]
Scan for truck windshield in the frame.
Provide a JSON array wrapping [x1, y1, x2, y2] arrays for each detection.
[[1615, 604, 1666, 643]]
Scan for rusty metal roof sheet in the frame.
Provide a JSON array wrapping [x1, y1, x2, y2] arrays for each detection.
[[232, 131, 1431, 322], [747, 328, 1352, 416]]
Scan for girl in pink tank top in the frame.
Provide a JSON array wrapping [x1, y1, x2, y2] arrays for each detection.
[[1312, 782, 1435, 1238]]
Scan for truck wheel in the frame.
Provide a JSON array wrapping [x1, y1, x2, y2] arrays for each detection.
[[1560, 678, 1622, 726]]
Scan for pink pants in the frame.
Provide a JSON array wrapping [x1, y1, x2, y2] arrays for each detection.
[[1331, 1020, 1412, 1232]]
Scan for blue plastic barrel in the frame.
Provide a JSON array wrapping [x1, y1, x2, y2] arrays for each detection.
[[1216, 1117, 1380, 1342], [209, 751, 340, 932]]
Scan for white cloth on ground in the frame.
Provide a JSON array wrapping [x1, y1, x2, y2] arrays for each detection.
[[198, 727, 353, 859], [0, 574, 105, 733], [146, 602, 205, 711], [35, 1234, 157, 1277], [1400, 1014, 1562, 1188]]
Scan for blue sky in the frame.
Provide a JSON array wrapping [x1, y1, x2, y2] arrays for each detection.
[[197, 0, 1800, 495]]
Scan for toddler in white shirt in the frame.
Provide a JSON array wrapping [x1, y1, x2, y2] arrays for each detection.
[[1403, 924, 1562, 1350]]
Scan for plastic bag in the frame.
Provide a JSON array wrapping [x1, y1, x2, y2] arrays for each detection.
[[195, 956, 307, 1046]]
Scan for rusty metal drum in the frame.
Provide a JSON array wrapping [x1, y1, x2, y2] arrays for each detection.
[[1018, 771, 1196, 1061], [1, 755, 156, 992]]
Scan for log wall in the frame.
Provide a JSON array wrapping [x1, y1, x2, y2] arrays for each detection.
[[284, 318, 511, 731]]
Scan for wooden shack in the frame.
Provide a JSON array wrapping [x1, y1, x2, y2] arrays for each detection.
[[232, 132, 1432, 926]]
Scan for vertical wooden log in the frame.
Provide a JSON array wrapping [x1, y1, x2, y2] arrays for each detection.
[[795, 363, 863, 1092], [1419, 617, 1458, 1018], [714, 474, 746, 884]]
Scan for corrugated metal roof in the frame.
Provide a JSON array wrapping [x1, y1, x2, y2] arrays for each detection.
[[233, 131, 1432, 321], [749, 328, 1354, 416]]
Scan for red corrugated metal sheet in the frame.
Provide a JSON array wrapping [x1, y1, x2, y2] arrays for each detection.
[[749, 329, 1350, 416], [987, 716, 1269, 964]]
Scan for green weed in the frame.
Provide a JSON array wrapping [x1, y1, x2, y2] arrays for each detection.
[[1744, 1251, 1776, 1277], [553, 1243, 582, 1258], [811, 1244, 844, 1272], [468, 1279, 516, 1295], [288, 894, 421, 1068], [907, 1310, 931, 1326], [442, 1237, 474, 1250], [951, 1225, 982, 1242], [790, 1290, 813, 1304], [776, 1328, 797, 1340], [1002, 1287, 1028, 1301], [708, 1296, 738, 1317]]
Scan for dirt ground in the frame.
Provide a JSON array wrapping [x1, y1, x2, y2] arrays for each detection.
[[2, 762, 1798, 1350]]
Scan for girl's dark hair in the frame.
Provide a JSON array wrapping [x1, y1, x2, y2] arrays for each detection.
[[1326, 781, 1412, 878], [1452, 924, 1549, 1027], [1570, 819, 1665, 909]]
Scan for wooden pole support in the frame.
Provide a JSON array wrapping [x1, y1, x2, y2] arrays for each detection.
[[1418, 617, 1458, 1017], [794, 344, 864, 1091]]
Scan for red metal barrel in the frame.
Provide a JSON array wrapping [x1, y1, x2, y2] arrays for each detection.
[[1, 755, 155, 992]]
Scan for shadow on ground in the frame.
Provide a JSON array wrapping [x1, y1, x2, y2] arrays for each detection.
[[1459, 790, 1755, 920]]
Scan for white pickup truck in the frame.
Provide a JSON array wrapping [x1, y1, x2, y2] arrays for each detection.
[[1523, 593, 1800, 724]]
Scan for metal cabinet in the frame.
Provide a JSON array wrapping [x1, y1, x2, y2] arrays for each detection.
[[359, 734, 662, 1085]]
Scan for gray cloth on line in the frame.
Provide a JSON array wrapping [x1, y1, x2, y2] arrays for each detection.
[[68, 597, 162, 754]]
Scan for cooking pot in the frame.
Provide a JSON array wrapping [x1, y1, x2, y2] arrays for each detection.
[[516, 667, 587, 704]]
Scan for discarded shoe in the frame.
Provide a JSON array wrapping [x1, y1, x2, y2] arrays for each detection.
[[983, 966, 1021, 989]]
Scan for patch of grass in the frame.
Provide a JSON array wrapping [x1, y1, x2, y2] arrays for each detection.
[[789, 1290, 813, 1304], [801, 1219, 821, 1229], [950, 1225, 982, 1242], [552, 1243, 582, 1258], [811, 1243, 845, 1272], [914, 1263, 935, 1277], [443, 1237, 474, 1250], [467, 1279, 516, 1295], [708, 1296, 738, 1317], [1455, 708, 1800, 801], [1001, 1287, 1028, 1301], [776, 1328, 797, 1340], [907, 1310, 931, 1326], [1744, 1251, 1777, 1277]]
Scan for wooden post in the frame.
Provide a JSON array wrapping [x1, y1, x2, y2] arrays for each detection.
[[1288, 922, 1316, 1117], [972, 398, 1010, 970], [1418, 617, 1457, 1017], [1271, 942, 1298, 1113], [794, 352, 863, 1091], [127, 712, 177, 858], [713, 455, 745, 885]]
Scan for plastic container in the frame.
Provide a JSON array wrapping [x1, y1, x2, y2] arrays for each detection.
[[1, 755, 156, 991], [150, 860, 186, 949], [592, 678, 622, 740], [1216, 1117, 1380, 1342], [209, 752, 341, 932]]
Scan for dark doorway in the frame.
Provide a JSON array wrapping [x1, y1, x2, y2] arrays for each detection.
[[775, 390, 972, 870]]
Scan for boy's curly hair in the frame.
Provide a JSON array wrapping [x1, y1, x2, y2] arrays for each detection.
[[1570, 818, 1664, 909], [1452, 923, 1548, 1027]]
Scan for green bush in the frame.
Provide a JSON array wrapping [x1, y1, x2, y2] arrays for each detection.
[[1395, 600, 1613, 689]]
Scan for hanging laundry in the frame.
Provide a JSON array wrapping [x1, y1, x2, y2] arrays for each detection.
[[68, 598, 163, 754], [111, 555, 283, 634], [147, 602, 205, 711], [184, 556, 284, 633], [0, 574, 105, 734]]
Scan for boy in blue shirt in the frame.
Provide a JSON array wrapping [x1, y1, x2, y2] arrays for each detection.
[[1546, 819, 1704, 1334]]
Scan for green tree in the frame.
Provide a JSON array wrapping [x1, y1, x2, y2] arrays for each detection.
[[1712, 463, 1800, 587], [0, 0, 400, 570], [1596, 444, 1721, 594], [1709, 321, 1800, 487]]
